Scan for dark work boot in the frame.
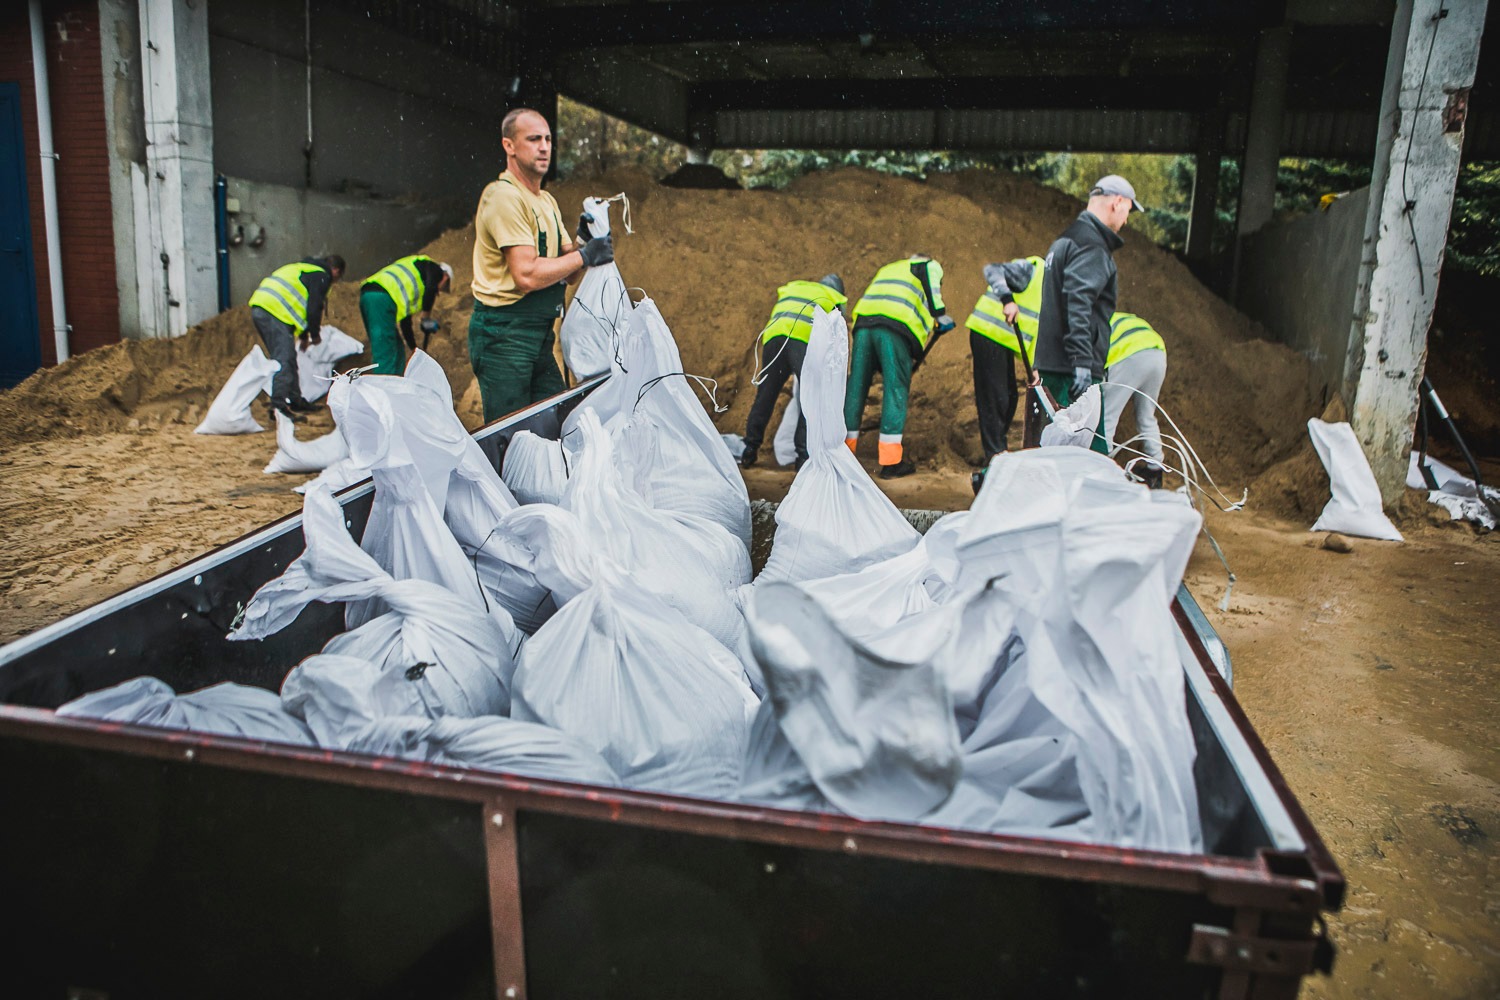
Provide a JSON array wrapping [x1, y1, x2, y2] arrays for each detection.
[[740, 446, 759, 469], [288, 397, 324, 413], [269, 398, 304, 423], [878, 459, 916, 480], [1140, 462, 1165, 490]]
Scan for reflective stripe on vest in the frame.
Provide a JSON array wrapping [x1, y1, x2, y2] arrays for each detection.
[[761, 280, 849, 344], [366, 255, 428, 322], [964, 256, 1045, 361], [852, 260, 936, 349], [1107, 311, 1167, 369], [249, 262, 324, 332]]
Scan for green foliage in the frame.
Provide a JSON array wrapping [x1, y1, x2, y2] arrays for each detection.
[[554, 96, 688, 179], [1447, 162, 1500, 277], [708, 149, 1057, 189]]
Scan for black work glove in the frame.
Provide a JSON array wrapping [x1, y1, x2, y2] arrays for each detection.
[[1071, 366, 1093, 402], [578, 234, 614, 268], [576, 212, 595, 243], [420, 317, 439, 350]]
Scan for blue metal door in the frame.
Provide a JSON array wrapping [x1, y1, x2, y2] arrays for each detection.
[[0, 81, 41, 389]]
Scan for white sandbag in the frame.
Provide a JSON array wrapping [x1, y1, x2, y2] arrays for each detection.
[[194, 345, 280, 435], [297, 324, 365, 402], [263, 411, 350, 474], [293, 456, 367, 496], [720, 433, 746, 459], [511, 555, 756, 798], [1038, 383, 1103, 450], [59, 676, 314, 745], [230, 485, 521, 717], [746, 581, 962, 822], [737, 698, 835, 812], [349, 714, 620, 786], [758, 308, 920, 586], [1308, 418, 1403, 541], [281, 653, 442, 748], [563, 408, 750, 651], [501, 431, 569, 505], [559, 196, 630, 379], [567, 298, 752, 547], [772, 380, 801, 467]]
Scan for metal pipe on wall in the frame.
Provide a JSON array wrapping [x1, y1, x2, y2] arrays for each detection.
[[27, 0, 69, 364], [213, 174, 230, 312]]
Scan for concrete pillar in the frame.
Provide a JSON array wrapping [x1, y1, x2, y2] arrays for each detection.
[[1345, 0, 1488, 506], [1236, 27, 1291, 238], [137, 0, 216, 337], [1186, 114, 1225, 263]]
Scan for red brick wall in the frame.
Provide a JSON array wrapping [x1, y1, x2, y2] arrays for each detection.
[[0, 1, 120, 369]]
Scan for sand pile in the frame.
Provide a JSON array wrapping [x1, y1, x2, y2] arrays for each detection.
[[0, 165, 1325, 511]]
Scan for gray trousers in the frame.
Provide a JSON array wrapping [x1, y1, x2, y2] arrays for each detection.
[[251, 306, 301, 404], [1103, 347, 1167, 463]]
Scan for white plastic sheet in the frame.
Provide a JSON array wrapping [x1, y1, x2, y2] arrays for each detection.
[[1308, 418, 1403, 541], [59, 677, 314, 744], [349, 714, 620, 786], [502, 431, 570, 505], [758, 308, 920, 585], [1407, 451, 1497, 531], [1038, 383, 1102, 450], [194, 345, 279, 435], [298, 324, 365, 402], [263, 411, 350, 475]]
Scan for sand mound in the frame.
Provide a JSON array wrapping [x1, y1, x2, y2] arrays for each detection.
[[1, 165, 1324, 514]]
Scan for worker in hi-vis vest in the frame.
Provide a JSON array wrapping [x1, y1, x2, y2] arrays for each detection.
[[844, 254, 955, 479], [248, 254, 345, 420], [359, 255, 455, 375], [1103, 310, 1168, 487], [741, 274, 847, 470], [965, 255, 1046, 460]]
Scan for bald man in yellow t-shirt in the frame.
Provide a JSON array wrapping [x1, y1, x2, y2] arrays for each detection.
[[468, 107, 615, 422]]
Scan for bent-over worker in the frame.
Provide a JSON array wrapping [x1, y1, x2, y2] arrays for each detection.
[[1033, 174, 1141, 454], [741, 273, 847, 470], [844, 254, 955, 479], [469, 107, 614, 422], [249, 254, 345, 419], [360, 255, 454, 375], [1104, 310, 1168, 486], [965, 255, 1046, 460]]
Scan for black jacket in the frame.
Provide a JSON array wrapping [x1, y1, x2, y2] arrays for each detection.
[[1032, 212, 1123, 378]]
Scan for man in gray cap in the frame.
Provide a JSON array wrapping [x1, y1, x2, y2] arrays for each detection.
[[741, 273, 848, 469], [1031, 174, 1142, 454]]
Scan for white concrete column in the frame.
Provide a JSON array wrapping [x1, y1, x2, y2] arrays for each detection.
[[1237, 27, 1291, 238], [137, 0, 216, 338], [1345, 0, 1488, 506]]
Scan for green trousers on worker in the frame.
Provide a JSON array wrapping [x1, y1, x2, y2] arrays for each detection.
[[844, 323, 914, 462], [468, 294, 567, 424], [359, 287, 406, 376], [1039, 370, 1108, 455]]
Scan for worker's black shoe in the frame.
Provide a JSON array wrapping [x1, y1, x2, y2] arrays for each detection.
[[268, 399, 304, 423], [794, 454, 808, 471], [1140, 462, 1165, 490], [740, 446, 758, 469], [288, 398, 324, 413], [878, 459, 916, 480]]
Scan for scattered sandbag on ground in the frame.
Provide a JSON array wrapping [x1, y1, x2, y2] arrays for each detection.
[[194, 345, 279, 435], [1308, 419, 1403, 541], [349, 714, 621, 786], [298, 325, 365, 402], [757, 308, 919, 586], [59, 676, 314, 744], [263, 410, 349, 475]]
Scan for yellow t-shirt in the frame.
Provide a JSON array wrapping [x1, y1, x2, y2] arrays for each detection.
[[471, 174, 569, 308]]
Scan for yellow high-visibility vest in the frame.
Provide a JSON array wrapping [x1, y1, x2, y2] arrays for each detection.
[[249, 262, 327, 333], [365, 254, 434, 322], [1107, 311, 1167, 368], [760, 280, 849, 344], [851, 258, 945, 350], [964, 255, 1045, 362]]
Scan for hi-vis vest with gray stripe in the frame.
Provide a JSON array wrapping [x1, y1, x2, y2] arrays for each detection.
[[1107, 311, 1166, 369], [760, 280, 849, 344], [366, 255, 432, 322], [852, 258, 946, 349], [964, 255, 1046, 360], [249, 262, 326, 333]]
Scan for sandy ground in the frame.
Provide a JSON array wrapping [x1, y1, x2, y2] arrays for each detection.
[[1, 425, 1495, 998]]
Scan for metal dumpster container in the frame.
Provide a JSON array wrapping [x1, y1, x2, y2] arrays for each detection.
[[0, 380, 1341, 1000]]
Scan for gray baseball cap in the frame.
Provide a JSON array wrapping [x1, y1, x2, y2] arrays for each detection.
[[1091, 175, 1145, 212]]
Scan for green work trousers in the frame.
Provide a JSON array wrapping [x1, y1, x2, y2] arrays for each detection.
[[1040, 370, 1108, 455], [844, 324, 914, 438], [468, 298, 566, 423], [360, 287, 406, 376]]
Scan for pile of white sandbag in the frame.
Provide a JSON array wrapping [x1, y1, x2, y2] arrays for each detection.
[[61, 267, 1207, 854]]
